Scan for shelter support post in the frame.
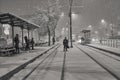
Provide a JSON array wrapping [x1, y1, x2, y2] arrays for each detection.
[[28, 28, 30, 39], [10, 20, 14, 47], [21, 27, 24, 46], [11, 25, 14, 47]]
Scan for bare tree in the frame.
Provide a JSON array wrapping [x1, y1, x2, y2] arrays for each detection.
[[21, 0, 60, 46]]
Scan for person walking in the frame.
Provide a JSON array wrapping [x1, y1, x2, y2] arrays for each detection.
[[14, 34, 19, 53], [63, 37, 69, 51]]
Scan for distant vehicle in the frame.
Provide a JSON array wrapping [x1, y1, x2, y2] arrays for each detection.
[[81, 30, 91, 45]]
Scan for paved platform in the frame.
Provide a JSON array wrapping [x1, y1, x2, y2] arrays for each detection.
[[0, 46, 50, 78], [63, 45, 115, 80], [0, 44, 118, 80], [10, 45, 116, 80]]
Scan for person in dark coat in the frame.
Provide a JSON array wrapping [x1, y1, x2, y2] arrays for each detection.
[[14, 34, 19, 53], [52, 37, 55, 45], [24, 36, 30, 50], [63, 37, 69, 51], [31, 38, 35, 50]]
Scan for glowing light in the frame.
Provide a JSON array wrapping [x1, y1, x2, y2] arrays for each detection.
[[66, 28, 68, 31], [60, 12, 64, 17], [77, 39, 81, 43], [101, 19, 105, 24], [88, 25, 92, 28], [3, 24, 10, 35], [95, 31, 98, 34], [72, 13, 77, 19], [92, 38, 95, 42], [88, 25, 92, 30]]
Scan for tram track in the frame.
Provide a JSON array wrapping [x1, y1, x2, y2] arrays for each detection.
[[0, 44, 60, 80], [75, 44, 120, 80], [9, 44, 61, 80], [87, 45, 120, 57], [60, 51, 66, 80], [22, 45, 60, 80], [85, 46, 120, 62]]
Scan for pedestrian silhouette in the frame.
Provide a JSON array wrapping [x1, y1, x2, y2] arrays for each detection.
[[14, 34, 19, 53], [24, 36, 30, 50], [52, 37, 55, 45], [31, 38, 35, 50], [63, 37, 69, 51]]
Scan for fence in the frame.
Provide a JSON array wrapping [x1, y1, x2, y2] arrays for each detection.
[[100, 39, 120, 48]]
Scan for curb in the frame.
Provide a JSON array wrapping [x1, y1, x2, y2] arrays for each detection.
[[87, 45, 120, 57]]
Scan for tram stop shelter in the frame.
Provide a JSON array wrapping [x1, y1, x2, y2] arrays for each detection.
[[0, 13, 40, 47], [81, 30, 91, 44]]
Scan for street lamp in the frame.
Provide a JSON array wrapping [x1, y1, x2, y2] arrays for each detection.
[[101, 19, 105, 24], [69, 0, 73, 48]]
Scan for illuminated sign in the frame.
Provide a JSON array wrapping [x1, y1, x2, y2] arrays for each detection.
[[3, 24, 10, 35]]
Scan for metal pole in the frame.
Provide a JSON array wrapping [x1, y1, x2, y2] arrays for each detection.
[[10, 19, 14, 47], [11, 25, 14, 47], [31, 29, 33, 38], [110, 20, 114, 38], [28, 29, 29, 39], [69, 0, 73, 48], [21, 27, 24, 46]]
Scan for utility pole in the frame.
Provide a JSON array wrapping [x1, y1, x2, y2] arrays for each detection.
[[69, 0, 73, 48], [111, 24, 114, 37]]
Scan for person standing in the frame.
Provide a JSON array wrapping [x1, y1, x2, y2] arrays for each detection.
[[14, 34, 19, 53], [52, 37, 55, 45], [24, 36, 30, 50], [31, 38, 35, 50], [63, 37, 69, 51]]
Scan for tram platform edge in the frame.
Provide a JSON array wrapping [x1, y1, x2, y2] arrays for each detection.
[[86, 44, 120, 56], [0, 44, 59, 80]]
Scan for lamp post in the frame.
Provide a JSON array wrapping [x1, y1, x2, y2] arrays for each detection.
[[110, 23, 114, 37], [69, 0, 73, 48], [101, 19, 107, 38]]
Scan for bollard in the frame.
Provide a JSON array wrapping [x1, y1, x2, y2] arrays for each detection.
[[111, 40, 112, 47], [113, 40, 114, 48], [107, 39, 108, 46], [113, 40, 115, 48]]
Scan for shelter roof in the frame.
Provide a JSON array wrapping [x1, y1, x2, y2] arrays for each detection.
[[0, 13, 40, 29]]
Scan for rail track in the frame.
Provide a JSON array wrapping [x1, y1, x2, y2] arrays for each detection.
[[75, 44, 120, 80], [0, 44, 60, 80], [1, 43, 119, 80], [86, 46, 120, 62], [8, 44, 60, 80], [8, 44, 67, 80]]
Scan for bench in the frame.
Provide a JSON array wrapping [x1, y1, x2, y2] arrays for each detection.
[[35, 42, 48, 46], [0, 47, 15, 56]]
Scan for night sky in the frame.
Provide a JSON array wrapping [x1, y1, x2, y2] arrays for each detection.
[[0, 0, 120, 34]]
